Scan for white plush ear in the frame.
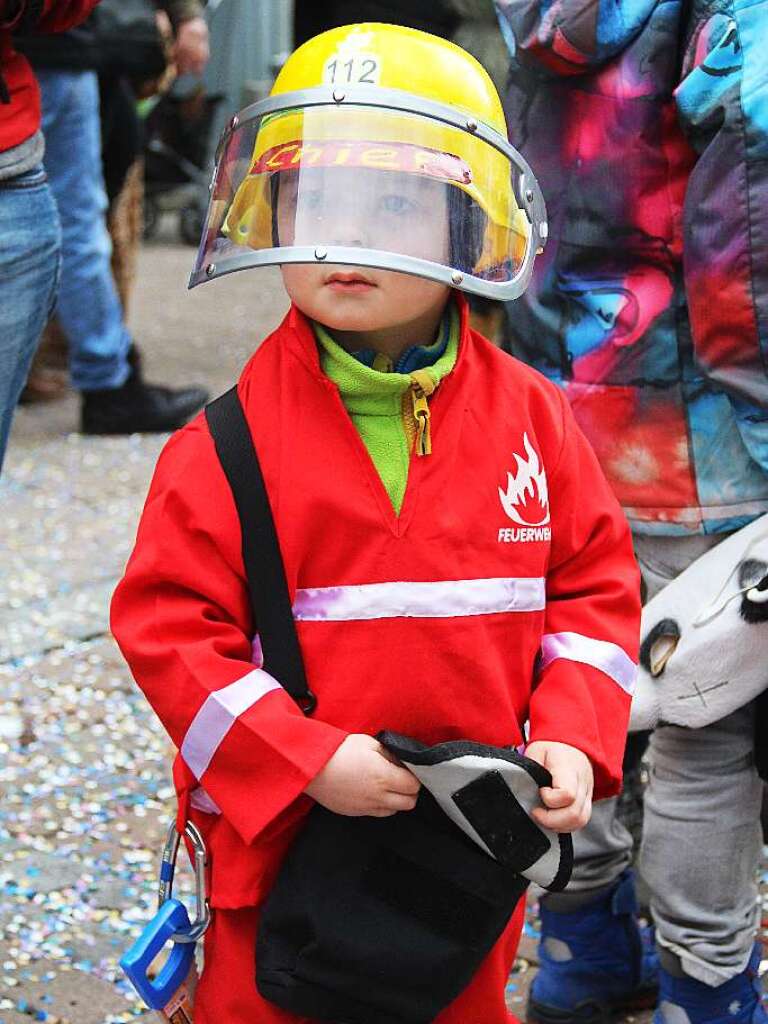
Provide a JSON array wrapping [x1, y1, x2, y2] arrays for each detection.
[[379, 733, 573, 891]]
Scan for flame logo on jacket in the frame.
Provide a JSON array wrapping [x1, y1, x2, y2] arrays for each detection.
[[499, 434, 550, 527]]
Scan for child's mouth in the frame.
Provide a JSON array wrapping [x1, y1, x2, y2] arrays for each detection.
[[325, 273, 376, 293]]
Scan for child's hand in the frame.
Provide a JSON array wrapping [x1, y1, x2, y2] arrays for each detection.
[[525, 741, 594, 833], [305, 734, 421, 817]]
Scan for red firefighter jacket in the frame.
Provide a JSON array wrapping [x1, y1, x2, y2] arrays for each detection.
[[111, 297, 641, 910], [0, 0, 99, 152]]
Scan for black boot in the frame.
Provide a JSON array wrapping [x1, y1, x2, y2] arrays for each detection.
[[81, 347, 209, 435]]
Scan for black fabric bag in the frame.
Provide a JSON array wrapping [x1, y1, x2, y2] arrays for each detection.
[[205, 387, 541, 1024], [255, 789, 528, 1024], [15, 1, 164, 76], [93, 0, 166, 80]]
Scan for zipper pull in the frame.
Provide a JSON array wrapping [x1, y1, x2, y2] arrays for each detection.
[[411, 385, 431, 456], [409, 371, 435, 457]]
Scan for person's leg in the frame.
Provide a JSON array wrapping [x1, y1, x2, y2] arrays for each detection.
[[563, 796, 634, 895], [528, 830, 655, 1023], [527, 533, 728, 1022], [0, 167, 61, 470], [36, 68, 131, 392], [540, 534, 719, 895], [108, 158, 144, 315], [527, 729, 649, 1020], [641, 703, 765, 1020], [653, 945, 766, 1024], [36, 68, 208, 433], [638, 536, 767, 1022]]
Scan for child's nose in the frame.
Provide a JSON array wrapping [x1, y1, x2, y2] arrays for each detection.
[[328, 211, 368, 248]]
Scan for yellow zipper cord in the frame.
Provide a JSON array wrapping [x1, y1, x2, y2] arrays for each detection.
[[408, 369, 436, 456]]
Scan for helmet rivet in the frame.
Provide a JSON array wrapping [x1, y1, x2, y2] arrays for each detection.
[[451, 270, 464, 285], [540, 222, 549, 239], [466, 119, 478, 133], [229, 114, 239, 131], [315, 246, 328, 261], [525, 189, 534, 203], [205, 263, 216, 277], [332, 89, 346, 103]]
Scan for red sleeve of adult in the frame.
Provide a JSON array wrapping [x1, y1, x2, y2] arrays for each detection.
[[528, 389, 641, 800], [110, 419, 348, 845]]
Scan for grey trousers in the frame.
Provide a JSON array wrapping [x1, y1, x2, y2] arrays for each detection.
[[557, 534, 765, 987]]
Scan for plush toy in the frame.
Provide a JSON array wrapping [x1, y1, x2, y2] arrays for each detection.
[[631, 513, 768, 732]]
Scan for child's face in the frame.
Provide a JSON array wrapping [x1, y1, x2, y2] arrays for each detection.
[[281, 263, 450, 336], [277, 166, 451, 335]]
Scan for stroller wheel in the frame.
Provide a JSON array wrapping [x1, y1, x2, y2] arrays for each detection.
[[143, 196, 160, 240], [180, 203, 204, 246]]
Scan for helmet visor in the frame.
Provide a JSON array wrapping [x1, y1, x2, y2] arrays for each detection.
[[192, 100, 538, 296]]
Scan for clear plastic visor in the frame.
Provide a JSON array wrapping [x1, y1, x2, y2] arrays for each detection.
[[192, 103, 532, 290]]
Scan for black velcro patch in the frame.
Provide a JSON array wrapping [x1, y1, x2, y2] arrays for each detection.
[[451, 770, 550, 872]]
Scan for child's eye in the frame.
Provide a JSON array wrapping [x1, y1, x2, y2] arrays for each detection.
[[380, 194, 417, 215]]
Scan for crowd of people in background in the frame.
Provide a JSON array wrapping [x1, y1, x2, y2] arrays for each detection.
[[0, 0, 211, 471], [1, 1, 766, 1022], [17, 0, 211, 436]]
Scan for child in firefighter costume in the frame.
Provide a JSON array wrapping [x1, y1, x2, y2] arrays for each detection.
[[111, 23, 641, 1024]]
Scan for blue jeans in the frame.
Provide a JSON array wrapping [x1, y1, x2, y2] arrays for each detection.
[[37, 69, 131, 392], [0, 165, 61, 470]]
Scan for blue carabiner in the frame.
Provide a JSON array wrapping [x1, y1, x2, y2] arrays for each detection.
[[157, 820, 210, 943], [120, 821, 210, 1010], [120, 898, 195, 1009]]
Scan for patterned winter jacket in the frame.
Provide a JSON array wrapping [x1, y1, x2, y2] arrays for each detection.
[[495, 0, 768, 535]]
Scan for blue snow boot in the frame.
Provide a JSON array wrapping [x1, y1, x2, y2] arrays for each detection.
[[527, 870, 658, 1023], [653, 943, 767, 1024]]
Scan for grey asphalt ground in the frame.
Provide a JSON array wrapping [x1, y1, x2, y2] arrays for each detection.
[[0, 235, 764, 1022]]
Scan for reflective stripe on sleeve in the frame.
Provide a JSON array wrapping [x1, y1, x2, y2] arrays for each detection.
[[293, 577, 545, 621], [180, 669, 282, 779], [539, 631, 637, 695], [190, 786, 222, 815]]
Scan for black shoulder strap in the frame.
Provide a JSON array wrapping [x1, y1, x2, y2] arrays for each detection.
[[205, 387, 316, 714]]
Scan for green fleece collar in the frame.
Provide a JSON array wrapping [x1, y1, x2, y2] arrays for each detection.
[[314, 303, 459, 415]]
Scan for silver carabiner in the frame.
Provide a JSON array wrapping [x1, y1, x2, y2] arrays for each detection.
[[158, 820, 211, 944]]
